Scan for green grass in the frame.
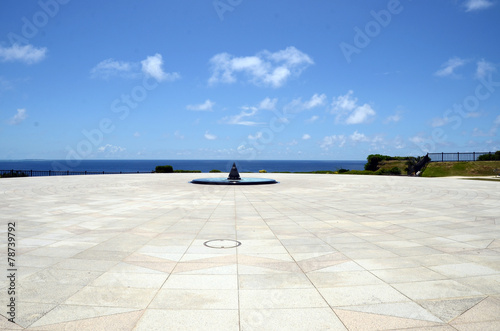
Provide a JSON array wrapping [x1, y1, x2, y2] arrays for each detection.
[[422, 161, 500, 177]]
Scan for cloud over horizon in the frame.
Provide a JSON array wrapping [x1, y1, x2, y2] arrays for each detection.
[[208, 46, 313, 88], [0, 44, 47, 64], [90, 53, 180, 82], [9, 108, 28, 125], [464, 0, 495, 11], [90, 59, 136, 79], [434, 57, 467, 77], [187, 99, 215, 111], [331, 91, 376, 125], [141, 53, 180, 82]]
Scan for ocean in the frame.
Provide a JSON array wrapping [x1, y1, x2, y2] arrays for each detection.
[[0, 159, 366, 173]]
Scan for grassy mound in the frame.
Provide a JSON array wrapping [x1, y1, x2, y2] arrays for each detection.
[[422, 161, 500, 177]]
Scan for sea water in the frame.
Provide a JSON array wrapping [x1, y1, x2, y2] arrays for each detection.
[[0, 159, 366, 173]]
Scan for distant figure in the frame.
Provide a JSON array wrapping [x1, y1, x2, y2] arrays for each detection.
[[227, 162, 241, 180]]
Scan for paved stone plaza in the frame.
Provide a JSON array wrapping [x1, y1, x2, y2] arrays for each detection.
[[1, 173, 499, 330]]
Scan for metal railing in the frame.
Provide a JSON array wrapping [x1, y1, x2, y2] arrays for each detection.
[[428, 152, 492, 162], [0, 169, 151, 178]]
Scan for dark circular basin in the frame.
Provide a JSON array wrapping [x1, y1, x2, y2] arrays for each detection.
[[190, 177, 278, 185]]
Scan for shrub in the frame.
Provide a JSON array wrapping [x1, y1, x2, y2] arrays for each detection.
[[209, 169, 222, 173], [1, 171, 28, 178], [155, 165, 173, 173], [338, 168, 349, 174], [478, 151, 500, 161], [345, 170, 376, 175], [365, 154, 387, 171], [387, 167, 402, 175], [259, 169, 267, 173]]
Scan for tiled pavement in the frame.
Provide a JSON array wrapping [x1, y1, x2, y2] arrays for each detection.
[[0, 173, 499, 330]]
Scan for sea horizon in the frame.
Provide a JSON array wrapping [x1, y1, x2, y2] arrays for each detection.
[[0, 159, 367, 173]]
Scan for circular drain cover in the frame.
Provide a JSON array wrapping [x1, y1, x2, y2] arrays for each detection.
[[204, 239, 241, 249]]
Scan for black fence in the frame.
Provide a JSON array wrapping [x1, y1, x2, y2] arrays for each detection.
[[428, 152, 491, 162], [0, 169, 151, 178]]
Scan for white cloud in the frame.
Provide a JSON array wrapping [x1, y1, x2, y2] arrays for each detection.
[[9, 108, 27, 125], [91, 53, 179, 82], [285, 93, 326, 113], [434, 57, 467, 77], [345, 104, 376, 124], [475, 59, 496, 79], [222, 106, 262, 126], [304, 94, 327, 109], [331, 91, 376, 125], [331, 90, 357, 112], [349, 130, 369, 142], [430, 117, 449, 127], [258, 97, 278, 110], [465, 0, 494, 11], [90, 59, 135, 79], [320, 135, 346, 149], [133, 132, 141, 137], [302, 134, 311, 140], [186, 99, 215, 111], [97, 144, 125, 154], [306, 115, 319, 123], [141, 53, 180, 82], [220, 97, 274, 126], [384, 111, 402, 123], [204, 131, 217, 140], [208, 46, 313, 88], [0, 44, 47, 64], [409, 135, 425, 145], [248, 132, 263, 140], [495, 115, 500, 125]]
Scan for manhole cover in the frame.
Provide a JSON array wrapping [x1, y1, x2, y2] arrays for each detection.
[[204, 239, 241, 249]]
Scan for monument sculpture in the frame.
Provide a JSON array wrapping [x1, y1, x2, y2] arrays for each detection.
[[191, 162, 277, 185]]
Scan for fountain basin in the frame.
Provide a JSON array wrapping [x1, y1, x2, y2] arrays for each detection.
[[190, 177, 278, 185]]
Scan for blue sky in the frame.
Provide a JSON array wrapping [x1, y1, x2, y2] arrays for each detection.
[[1, 0, 499, 161]]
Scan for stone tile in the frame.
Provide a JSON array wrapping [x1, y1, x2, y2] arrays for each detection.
[[371, 267, 448, 283], [52, 258, 118, 272], [454, 275, 500, 295], [240, 308, 347, 330], [452, 320, 500, 331], [162, 274, 237, 290], [307, 271, 384, 287], [313, 261, 365, 273], [238, 273, 312, 289], [430, 263, 499, 278], [29, 305, 139, 327], [418, 297, 485, 323], [334, 308, 444, 330], [393, 280, 483, 300], [172, 262, 237, 275], [134, 309, 239, 331], [319, 284, 410, 307], [28, 309, 144, 330], [450, 296, 500, 324], [65, 286, 157, 308], [149, 289, 238, 309], [3, 173, 500, 329], [17, 282, 84, 304], [239, 288, 328, 309], [345, 302, 442, 322], [354, 257, 421, 270], [9, 302, 55, 328], [90, 272, 168, 288]]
